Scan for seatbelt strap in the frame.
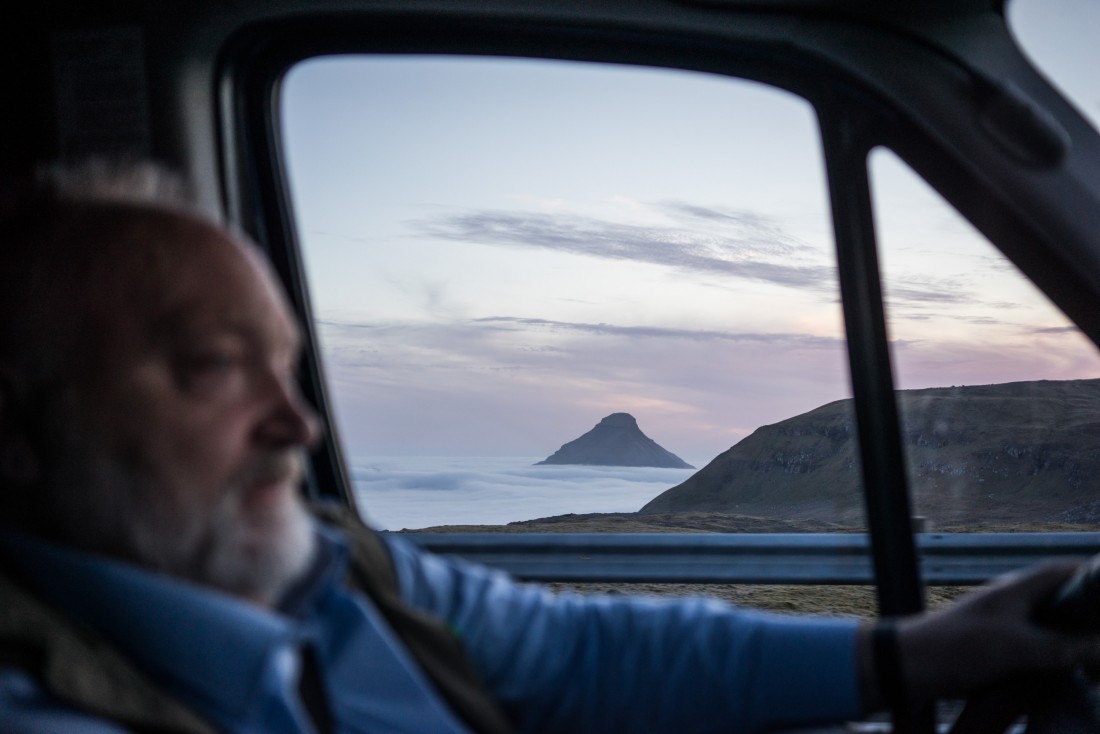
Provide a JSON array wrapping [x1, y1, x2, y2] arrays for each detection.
[[310, 503, 515, 734]]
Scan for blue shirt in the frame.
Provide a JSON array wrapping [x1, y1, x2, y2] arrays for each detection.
[[0, 525, 865, 733]]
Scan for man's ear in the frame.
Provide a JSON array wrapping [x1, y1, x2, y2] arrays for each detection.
[[0, 365, 41, 486]]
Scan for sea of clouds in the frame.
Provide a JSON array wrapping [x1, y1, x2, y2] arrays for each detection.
[[350, 456, 701, 530]]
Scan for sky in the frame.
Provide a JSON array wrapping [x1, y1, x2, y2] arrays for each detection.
[[280, 0, 1099, 466]]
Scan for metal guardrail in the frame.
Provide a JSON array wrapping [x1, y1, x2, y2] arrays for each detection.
[[401, 532, 1100, 585]]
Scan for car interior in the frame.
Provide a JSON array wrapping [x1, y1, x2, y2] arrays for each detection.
[[3, 0, 1100, 731]]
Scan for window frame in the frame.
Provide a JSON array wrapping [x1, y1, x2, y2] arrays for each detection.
[[217, 8, 1100, 622]]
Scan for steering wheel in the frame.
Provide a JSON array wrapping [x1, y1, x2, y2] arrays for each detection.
[[947, 556, 1100, 734]]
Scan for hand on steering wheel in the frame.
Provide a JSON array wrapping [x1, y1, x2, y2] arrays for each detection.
[[947, 556, 1100, 734], [861, 559, 1100, 733]]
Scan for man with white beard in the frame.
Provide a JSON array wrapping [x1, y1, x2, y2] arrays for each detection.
[[0, 162, 1097, 734]]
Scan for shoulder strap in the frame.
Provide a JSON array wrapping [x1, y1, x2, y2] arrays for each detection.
[[311, 504, 516, 734]]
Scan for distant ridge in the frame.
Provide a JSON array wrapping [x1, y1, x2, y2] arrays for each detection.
[[640, 379, 1100, 526], [537, 413, 694, 469]]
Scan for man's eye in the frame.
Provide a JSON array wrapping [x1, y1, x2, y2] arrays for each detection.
[[177, 351, 242, 388], [190, 353, 237, 372]]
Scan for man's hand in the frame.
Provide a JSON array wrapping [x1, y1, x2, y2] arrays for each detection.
[[860, 560, 1100, 710]]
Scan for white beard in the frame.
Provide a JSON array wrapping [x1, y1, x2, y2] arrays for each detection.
[[131, 453, 317, 605], [44, 432, 316, 606]]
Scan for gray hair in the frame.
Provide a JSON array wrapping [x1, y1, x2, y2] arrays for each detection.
[[0, 159, 202, 386], [0, 160, 202, 531], [35, 158, 196, 211]]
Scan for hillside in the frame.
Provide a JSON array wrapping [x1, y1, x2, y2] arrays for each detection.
[[639, 379, 1100, 527], [410, 511, 852, 534]]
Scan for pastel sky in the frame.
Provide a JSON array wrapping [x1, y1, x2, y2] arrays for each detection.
[[281, 0, 1099, 463]]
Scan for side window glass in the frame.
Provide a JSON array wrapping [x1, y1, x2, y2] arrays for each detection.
[[281, 56, 864, 551], [871, 148, 1100, 532]]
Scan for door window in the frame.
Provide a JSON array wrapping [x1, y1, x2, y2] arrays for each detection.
[[281, 56, 857, 534], [871, 147, 1100, 532]]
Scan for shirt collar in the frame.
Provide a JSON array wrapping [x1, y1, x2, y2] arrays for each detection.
[[276, 523, 349, 619], [0, 526, 345, 722]]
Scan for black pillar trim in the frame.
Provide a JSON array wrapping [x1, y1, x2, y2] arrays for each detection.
[[820, 94, 934, 734], [819, 100, 925, 618], [219, 37, 359, 512]]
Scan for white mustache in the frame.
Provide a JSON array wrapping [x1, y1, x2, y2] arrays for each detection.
[[232, 451, 306, 493]]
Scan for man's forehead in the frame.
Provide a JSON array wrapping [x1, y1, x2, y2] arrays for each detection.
[[94, 206, 300, 351], [151, 294, 302, 352], [70, 204, 232, 292]]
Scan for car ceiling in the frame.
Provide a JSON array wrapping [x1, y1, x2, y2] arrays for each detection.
[[3, 0, 1097, 342]]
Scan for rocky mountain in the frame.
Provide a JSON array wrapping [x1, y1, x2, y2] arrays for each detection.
[[537, 413, 694, 469], [639, 379, 1100, 527]]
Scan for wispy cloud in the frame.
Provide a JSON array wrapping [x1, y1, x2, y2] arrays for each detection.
[[884, 283, 971, 305], [413, 202, 995, 310], [412, 204, 836, 291], [471, 316, 843, 348], [314, 315, 853, 460], [1032, 325, 1080, 335]]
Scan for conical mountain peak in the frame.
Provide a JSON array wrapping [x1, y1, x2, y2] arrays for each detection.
[[536, 413, 694, 469]]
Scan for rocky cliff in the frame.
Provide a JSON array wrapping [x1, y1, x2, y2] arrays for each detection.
[[640, 379, 1100, 526], [537, 413, 694, 469]]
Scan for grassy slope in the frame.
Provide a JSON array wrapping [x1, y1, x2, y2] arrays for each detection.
[[640, 379, 1100, 526]]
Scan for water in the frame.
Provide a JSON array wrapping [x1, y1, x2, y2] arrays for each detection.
[[350, 456, 700, 530]]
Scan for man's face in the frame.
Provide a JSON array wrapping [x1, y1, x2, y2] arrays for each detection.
[[43, 208, 321, 605]]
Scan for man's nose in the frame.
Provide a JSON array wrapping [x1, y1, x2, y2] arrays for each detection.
[[257, 374, 323, 450]]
